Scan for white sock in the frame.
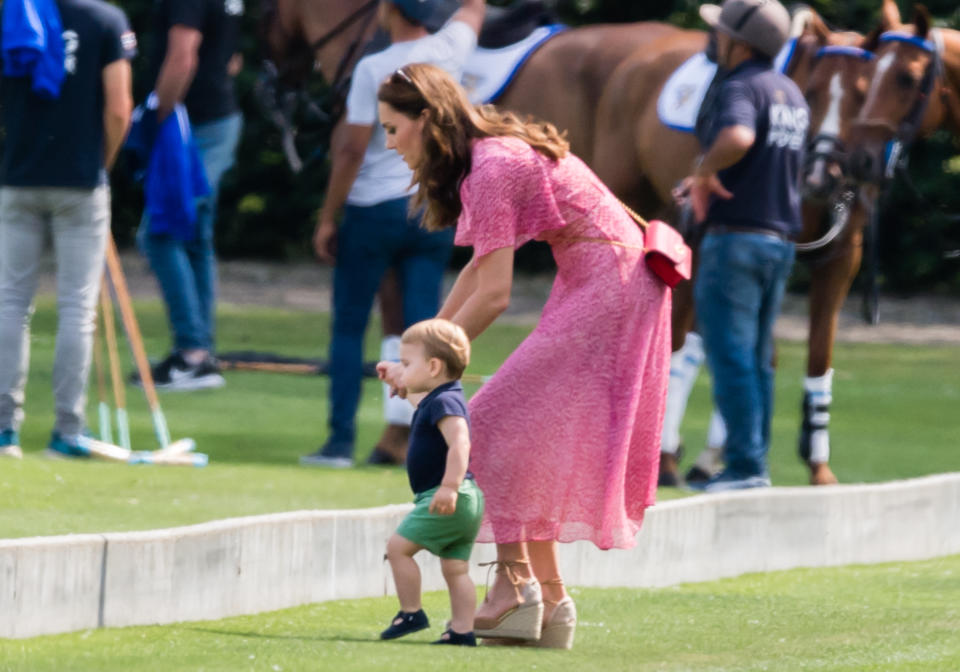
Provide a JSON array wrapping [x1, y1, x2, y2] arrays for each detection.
[[661, 332, 705, 455], [804, 369, 834, 464], [381, 336, 413, 426]]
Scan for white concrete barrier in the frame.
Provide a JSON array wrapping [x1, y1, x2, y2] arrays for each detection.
[[2, 473, 958, 639]]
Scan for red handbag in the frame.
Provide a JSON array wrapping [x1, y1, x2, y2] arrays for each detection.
[[621, 202, 692, 288]]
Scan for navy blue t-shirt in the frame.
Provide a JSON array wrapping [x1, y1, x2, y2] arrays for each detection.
[[1, 0, 137, 188], [149, 0, 243, 124], [407, 381, 471, 495], [696, 59, 809, 237]]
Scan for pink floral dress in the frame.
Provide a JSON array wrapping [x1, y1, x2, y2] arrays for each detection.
[[456, 136, 672, 550]]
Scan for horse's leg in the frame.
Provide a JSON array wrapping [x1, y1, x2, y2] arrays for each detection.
[[801, 209, 865, 485]]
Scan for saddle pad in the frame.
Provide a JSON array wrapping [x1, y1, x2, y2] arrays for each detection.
[[657, 37, 798, 134], [462, 24, 566, 104]]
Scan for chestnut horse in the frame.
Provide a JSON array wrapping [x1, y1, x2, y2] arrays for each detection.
[[259, 0, 681, 163], [592, 11, 880, 486], [849, 3, 960, 185]]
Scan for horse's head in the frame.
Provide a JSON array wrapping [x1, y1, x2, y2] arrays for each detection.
[[259, 0, 315, 87], [848, 2, 940, 185], [788, 10, 874, 202]]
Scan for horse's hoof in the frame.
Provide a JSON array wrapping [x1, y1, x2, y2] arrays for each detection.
[[684, 465, 712, 484], [658, 452, 680, 487], [809, 462, 838, 486]]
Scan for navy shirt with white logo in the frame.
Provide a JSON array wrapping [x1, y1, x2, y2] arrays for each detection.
[[149, 0, 243, 124], [696, 59, 809, 237], [0, 0, 137, 188], [407, 381, 471, 495]]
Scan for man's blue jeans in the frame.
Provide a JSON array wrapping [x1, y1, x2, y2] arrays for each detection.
[[323, 197, 454, 458], [694, 230, 795, 479], [139, 112, 242, 352]]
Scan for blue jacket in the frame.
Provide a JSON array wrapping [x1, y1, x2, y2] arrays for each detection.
[[126, 94, 211, 240], [1, 0, 65, 99]]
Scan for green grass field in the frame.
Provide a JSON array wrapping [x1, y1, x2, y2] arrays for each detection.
[[2, 554, 958, 671], [1, 296, 958, 540]]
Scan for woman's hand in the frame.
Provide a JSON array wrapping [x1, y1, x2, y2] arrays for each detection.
[[376, 361, 407, 399], [429, 485, 459, 515]]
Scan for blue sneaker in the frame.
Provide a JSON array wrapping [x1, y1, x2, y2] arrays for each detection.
[[687, 469, 771, 493], [45, 431, 92, 459], [0, 429, 22, 459]]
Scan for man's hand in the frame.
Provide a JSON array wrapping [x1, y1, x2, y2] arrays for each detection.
[[313, 218, 337, 263], [429, 485, 459, 515], [687, 173, 733, 223]]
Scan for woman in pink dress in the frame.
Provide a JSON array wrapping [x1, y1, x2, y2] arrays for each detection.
[[376, 63, 672, 649]]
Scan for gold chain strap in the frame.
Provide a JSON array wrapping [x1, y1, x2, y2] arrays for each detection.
[[619, 200, 650, 231]]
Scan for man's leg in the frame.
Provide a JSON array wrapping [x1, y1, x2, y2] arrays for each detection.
[[757, 240, 795, 463], [140, 220, 206, 353], [0, 188, 45, 435], [50, 187, 110, 438], [188, 113, 242, 355], [397, 211, 454, 329], [303, 203, 391, 463], [694, 233, 767, 483]]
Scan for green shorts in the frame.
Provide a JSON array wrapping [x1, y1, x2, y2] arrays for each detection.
[[396, 479, 484, 561]]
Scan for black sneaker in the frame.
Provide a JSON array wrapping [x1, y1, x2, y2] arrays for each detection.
[[380, 609, 429, 640], [432, 629, 477, 646], [132, 352, 226, 391]]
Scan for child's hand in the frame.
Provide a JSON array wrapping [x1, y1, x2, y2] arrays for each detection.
[[376, 361, 407, 399], [429, 485, 459, 516]]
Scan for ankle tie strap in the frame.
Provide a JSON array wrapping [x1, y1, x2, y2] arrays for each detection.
[[478, 559, 530, 604]]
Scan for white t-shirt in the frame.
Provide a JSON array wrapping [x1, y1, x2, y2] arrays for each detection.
[[345, 20, 477, 206]]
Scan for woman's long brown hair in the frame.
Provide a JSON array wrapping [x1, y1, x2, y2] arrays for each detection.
[[377, 63, 569, 231]]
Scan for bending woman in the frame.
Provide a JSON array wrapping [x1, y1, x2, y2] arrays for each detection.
[[377, 63, 672, 649]]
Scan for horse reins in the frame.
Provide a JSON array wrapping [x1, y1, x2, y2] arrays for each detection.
[[796, 45, 874, 254]]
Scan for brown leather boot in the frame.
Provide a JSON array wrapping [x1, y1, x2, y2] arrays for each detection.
[[367, 424, 410, 465]]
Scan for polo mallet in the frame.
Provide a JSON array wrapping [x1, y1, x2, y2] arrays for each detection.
[[92, 316, 113, 445], [100, 279, 131, 451], [103, 236, 198, 458]]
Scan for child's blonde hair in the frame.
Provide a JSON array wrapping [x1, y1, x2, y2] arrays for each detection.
[[401, 319, 470, 379]]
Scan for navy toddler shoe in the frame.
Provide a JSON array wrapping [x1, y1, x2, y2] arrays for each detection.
[[380, 609, 429, 640], [432, 629, 477, 646]]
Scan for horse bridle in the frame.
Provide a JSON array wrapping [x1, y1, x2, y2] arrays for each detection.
[[796, 45, 874, 254], [258, 0, 380, 172], [852, 30, 945, 176]]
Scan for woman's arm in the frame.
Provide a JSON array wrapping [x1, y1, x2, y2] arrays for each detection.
[[436, 253, 479, 320], [449, 246, 514, 340]]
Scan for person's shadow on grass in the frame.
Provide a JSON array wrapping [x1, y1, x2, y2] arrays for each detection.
[[186, 626, 429, 646]]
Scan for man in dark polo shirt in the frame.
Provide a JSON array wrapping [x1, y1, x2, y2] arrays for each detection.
[[0, 0, 135, 458], [681, 0, 808, 491], [137, 0, 244, 390]]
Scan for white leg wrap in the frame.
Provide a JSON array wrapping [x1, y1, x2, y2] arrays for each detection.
[[804, 369, 834, 464], [381, 336, 413, 426], [661, 332, 705, 455]]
